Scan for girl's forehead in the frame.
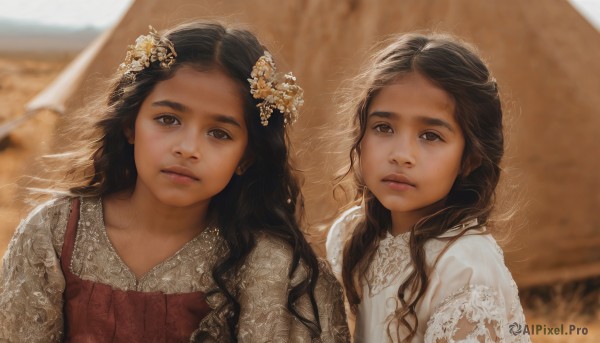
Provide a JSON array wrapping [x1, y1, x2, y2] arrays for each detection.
[[147, 67, 246, 121], [370, 73, 455, 117]]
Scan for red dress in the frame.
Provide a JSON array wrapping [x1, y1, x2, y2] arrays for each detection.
[[60, 199, 212, 342]]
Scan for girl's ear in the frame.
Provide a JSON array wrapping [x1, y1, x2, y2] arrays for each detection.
[[462, 154, 482, 176], [235, 154, 254, 176], [124, 126, 135, 144]]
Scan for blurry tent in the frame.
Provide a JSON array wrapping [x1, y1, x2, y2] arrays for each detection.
[[21, 0, 600, 287]]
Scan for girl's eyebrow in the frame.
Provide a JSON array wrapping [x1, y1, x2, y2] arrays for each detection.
[[369, 111, 455, 132], [208, 114, 243, 128], [152, 100, 189, 113], [417, 116, 455, 133], [369, 111, 395, 119]]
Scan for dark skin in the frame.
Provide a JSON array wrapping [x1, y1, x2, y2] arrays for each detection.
[[101, 67, 247, 280], [102, 190, 207, 280]]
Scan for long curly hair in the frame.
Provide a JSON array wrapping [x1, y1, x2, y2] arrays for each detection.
[[46, 21, 321, 339], [339, 33, 503, 341]]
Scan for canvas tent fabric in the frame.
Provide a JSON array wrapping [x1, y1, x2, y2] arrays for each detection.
[[20, 0, 600, 287]]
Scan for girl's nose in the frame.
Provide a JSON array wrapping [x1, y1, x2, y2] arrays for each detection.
[[389, 136, 416, 166], [173, 129, 201, 160]]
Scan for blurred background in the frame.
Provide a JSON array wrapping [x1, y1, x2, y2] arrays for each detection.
[[0, 0, 598, 341]]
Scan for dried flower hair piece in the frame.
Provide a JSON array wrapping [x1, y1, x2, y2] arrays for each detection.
[[248, 51, 304, 126], [118, 26, 177, 76]]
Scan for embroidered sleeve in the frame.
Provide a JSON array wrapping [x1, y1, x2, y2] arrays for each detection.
[[424, 284, 505, 343], [190, 291, 233, 343], [192, 238, 350, 343], [235, 234, 309, 342], [423, 235, 530, 343], [314, 259, 351, 343], [234, 234, 349, 342], [0, 199, 69, 343]]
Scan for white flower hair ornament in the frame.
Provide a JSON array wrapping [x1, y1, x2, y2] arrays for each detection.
[[118, 26, 177, 76], [248, 52, 304, 126]]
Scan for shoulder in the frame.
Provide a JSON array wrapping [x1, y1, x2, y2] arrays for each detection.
[[238, 233, 301, 284], [428, 230, 508, 284], [325, 205, 363, 278], [12, 197, 76, 257], [244, 234, 340, 288], [429, 230, 505, 269], [12, 197, 73, 242], [248, 232, 294, 264], [326, 206, 363, 246], [21, 197, 72, 228]]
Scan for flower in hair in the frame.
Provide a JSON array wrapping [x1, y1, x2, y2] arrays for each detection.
[[248, 51, 304, 126], [118, 26, 177, 75]]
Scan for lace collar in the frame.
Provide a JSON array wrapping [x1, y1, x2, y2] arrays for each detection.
[[364, 218, 481, 297]]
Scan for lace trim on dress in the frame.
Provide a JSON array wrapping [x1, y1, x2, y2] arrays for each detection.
[[365, 232, 411, 296], [70, 197, 226, 293], [364, 219, 481, 297], [424, 284, 505, 343]]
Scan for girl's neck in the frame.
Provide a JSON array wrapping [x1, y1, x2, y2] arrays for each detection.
[[104, 188, 209, 237], [389, 200, 445, 236], [389, 211, 423, 236]]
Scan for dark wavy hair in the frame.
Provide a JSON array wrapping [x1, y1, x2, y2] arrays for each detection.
[[339, 33, 503, 341], [53, 21, 321, 339]]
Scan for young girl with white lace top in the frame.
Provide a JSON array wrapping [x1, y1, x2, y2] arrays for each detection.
[[326, 33, 530, 342]]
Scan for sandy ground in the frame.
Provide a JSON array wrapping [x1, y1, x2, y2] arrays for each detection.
[[0, 55, 65, 253], [0, 54, 598, 342]]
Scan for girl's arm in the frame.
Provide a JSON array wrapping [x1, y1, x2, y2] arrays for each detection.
[[235, 233, 303, 341], [235, 233, 349, 342], [314, 259, 351, 342], [423, 234, 530, 343], [0, 199, 68, 343]]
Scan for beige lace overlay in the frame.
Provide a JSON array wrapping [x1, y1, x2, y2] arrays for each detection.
[[1, 197, 349, 342]]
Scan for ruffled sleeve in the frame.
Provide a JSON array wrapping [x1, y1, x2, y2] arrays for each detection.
[[0, 198, 70, 343], [422, 233, 530, 343]]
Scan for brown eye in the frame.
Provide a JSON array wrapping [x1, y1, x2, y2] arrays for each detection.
[[374, 124, 393, 133], [208, 129, 232, 140], [155, 115, 180, 126], [420, 132, 442, 141]]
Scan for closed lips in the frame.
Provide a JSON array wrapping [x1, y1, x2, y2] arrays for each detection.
[[382, 174, 415, 186], [162, 166, 199, 180]]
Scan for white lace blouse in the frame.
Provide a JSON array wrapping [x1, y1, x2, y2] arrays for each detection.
[[326, 206, 530, 343]]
